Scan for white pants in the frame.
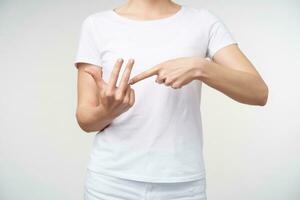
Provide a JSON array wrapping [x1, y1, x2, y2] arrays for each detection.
[[84, 169, 207, 200]]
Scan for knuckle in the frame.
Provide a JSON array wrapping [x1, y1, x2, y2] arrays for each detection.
[[123, 97, 129, 105], [105, 90, 114, 97], [124, 102, 130, 108], [100, 90, 106, 97], [158, 70, 165, 77], [129, 99, 135, 107], [128, 102, 133, 107], [165, 77, 172, 85], [157, 68, 166, 76], [114, 92, 124, 102]]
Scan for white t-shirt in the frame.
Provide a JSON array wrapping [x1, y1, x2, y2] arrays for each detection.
[[74, 4, 237, 183]]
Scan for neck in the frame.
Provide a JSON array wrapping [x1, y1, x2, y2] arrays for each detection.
[[122, 0, 179, 14]]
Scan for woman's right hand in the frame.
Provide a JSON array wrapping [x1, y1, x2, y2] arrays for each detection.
[[84, 58, 135, 120]]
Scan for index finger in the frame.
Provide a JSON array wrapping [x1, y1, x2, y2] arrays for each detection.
[[108, 58, 123, 90], [129, 65, 160, 85], [118, 58, 135, 91]]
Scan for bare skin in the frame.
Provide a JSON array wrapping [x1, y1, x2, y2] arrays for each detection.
[[75, 0, 269, 133], [75, 0, 186, 133], [76, 58, 135, 133], [129, 44, 269, 106], [113, 0, 182, 20]]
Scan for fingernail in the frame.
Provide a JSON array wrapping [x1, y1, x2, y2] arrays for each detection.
[[129, 58, 134, 63], [118, 58, 123, 62]]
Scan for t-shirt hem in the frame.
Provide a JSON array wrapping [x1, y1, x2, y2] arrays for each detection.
[[209, 41, 238, 59], [86, 166, 206, 183], [73, 59, 101, 69]]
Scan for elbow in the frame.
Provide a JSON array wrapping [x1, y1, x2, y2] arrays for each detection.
[[257, 84, 269, 106], [75, 110, 95, 133]]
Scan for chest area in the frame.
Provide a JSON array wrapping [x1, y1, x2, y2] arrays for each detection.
[[95, 24, 208, 80]]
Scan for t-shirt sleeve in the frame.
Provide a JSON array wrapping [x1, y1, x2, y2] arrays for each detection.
[[73, 16, 102, 69], [205, 10, 237, 59]]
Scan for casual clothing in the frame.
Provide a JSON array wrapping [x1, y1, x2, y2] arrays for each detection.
[[84, 168, 207, 200], [74, 4, 237, 183]]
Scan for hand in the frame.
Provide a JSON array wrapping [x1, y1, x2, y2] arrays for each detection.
[[128, 56, 208, 89], [84, 58, 135, 119]]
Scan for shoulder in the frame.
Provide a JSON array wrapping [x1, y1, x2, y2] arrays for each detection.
[[81, 9, 113, 25]]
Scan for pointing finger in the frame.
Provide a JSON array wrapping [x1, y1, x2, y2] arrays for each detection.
[[129, 65, 160, 85]]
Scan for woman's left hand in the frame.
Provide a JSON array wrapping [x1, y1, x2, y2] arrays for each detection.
[[129, 56, 209, 89]]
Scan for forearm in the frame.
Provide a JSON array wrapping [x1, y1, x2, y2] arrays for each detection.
[[76, 105, 113, 133], [196, 59, 268, 106]]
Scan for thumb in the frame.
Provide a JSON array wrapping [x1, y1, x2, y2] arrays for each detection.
[[84, 66, 106, 90]]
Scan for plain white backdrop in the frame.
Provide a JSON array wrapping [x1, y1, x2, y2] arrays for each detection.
[[0, 0, 299, 199]]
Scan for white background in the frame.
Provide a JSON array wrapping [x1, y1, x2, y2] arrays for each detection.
[[0, 0, 299, 199]]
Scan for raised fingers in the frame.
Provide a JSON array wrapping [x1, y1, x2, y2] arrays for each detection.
[[119, 58, 134, 92], [108, 58, 123, 90]]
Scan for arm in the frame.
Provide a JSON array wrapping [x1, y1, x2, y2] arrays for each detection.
[[76, 63, 113, 133], [75, 58, 135, 133], [129, 44, 268, 106], [195, 44, 269, 106]]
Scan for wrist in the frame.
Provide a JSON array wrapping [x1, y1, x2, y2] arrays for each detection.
[[193, 57, 211, 81]]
